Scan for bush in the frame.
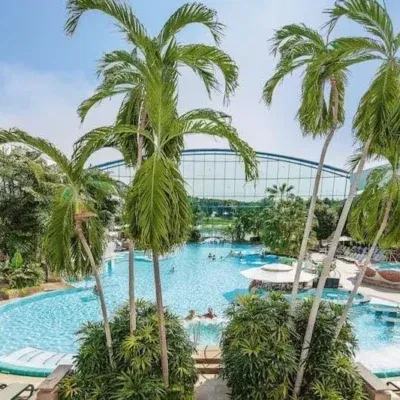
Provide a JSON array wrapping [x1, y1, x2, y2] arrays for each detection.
[[187, 228, 201, 243], [221, 293, 366, 400], [0, 251, 43, 289], [59, 300, 197, 400]]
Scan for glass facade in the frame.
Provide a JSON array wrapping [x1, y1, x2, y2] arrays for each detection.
[[96, 148, 350, 203]]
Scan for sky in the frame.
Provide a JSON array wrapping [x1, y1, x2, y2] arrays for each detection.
[[0, 0, 398, 169]]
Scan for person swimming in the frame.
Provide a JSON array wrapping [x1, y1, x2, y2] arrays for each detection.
[[170, 266, 175, 273], [202, 307, 217, 319], [93, 285, 99, 296], [208, 253, 212, 259], [184, 309, 197, 320], [212, 255, 216, 261]]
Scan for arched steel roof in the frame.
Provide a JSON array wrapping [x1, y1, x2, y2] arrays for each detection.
[[94, 148, 350, 178]]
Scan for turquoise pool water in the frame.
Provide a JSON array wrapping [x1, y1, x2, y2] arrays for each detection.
[[0, 244, 399, 374], [375, 262, 400, 271]]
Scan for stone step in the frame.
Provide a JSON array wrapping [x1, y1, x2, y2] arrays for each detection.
[[195, 363, 222, 375]]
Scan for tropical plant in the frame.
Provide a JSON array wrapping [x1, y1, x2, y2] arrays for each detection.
[[314, 200, 339, 247], [0, 147, 60, 261], [0, 129, 119, 367], [0, 251, 43, 289], [261, 197, 316, 257], [335, 142, 400, 338], [124, 96, 257, 386], [266, 183, 294, 201], [221, 294, 366, 400], [58, 300, 197, 400], [294, 0, 400, 393], [65, 0, 239, 336], [263, 23, 353, 304]]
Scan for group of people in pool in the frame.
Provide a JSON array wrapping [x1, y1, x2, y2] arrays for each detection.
[[184, 307, 217, 320], [208, 253, 223, 261]]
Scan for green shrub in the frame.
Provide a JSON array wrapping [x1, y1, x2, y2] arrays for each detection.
[[278, 256, 295, 266], [0, 252, 43, 289], [59, 300, 197, 400], [187, 228, 201, 243], [221, 293, 366, 400]]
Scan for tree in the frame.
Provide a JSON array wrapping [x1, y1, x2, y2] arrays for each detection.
[[93, 56, 255, 386], [335, 141, 400, 338], [314, 201, 338, 246], [266, 183, 294, 201], [66, 0, 238, 335], [221, 294, 365, 399], [0, 148, 60, 262], [294, 1, 400, 394], [261, 197, 316, 257], [0, 129, 119, 367], [58, 300, 197, 399], [263, 24, 352, 305]]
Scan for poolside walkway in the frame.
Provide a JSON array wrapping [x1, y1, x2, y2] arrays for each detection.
[[311, 253, 400, 304]]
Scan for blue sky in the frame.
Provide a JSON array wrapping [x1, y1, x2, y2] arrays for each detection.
[[0, 0, 399, 168]]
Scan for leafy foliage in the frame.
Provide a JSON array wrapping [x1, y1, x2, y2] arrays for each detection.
[[0, 129, 120, 279], [0, 252, 43, 289], [0, 147, 60, 261], [261, 197, 316, 257], [221, 294, 366, 400], [314, 201, 339, 243], [349, 143, 400, 248], [58, 300, 197, 400]]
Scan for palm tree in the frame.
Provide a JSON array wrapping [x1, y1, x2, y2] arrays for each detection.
[[266, 183, 294, 201], [293, 0, 400, 394], [66, 0, 238, 334], [0, 129, 118, 368], [263, 25, 350, 304], [335, 142, 400, 338], [75, 65, 257, 387]]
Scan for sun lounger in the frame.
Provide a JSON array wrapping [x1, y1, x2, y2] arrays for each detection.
[[0, 383, 35, 400]]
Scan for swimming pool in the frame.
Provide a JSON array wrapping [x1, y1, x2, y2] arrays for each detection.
[[0, 244, 399, 375], [375, 262, 400, 271]]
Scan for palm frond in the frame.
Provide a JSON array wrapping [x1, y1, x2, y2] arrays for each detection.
[[262, 58, 306, 106], [126, 153, 191, 254], [157, 2, 224, 47], [65, 0, 150, 50], [171, 44, 238, 103], [0, 128, 73, 177], [326, 0, 395, 55], [354, 60, 400, 143], [270, 24, 325, 56]]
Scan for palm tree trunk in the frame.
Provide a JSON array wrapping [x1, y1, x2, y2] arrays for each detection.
[[334, 194, 392, 339], [128, 105, 146, 334], [75, 221, 114, 367], [128, 240, 136, 333], [293, 136, 372, 397], [152, 250, 169, 388], [291, 128, 335, 307]]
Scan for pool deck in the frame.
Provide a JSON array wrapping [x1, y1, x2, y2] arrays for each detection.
[[311, 253, 400, 305]]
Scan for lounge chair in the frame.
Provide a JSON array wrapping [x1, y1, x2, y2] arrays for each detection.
[[0, 383, 35, 400]]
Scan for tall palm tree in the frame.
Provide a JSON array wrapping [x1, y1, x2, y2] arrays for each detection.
[[75, 65, 257, 387], [335, 142, 400, 338], [263, 24, 349, 304], [293, 0, 400, 395], [65, 0, 238, 333], [0, 129, 119, 367]]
